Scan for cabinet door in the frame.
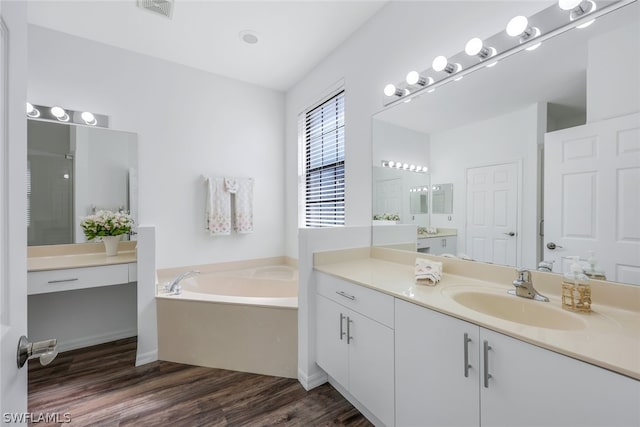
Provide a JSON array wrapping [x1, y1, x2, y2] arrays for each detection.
[[481, 328, 640, 427], [395, 299, 480, 427], [349, 309, 395, 427], [316, 294, 348, 388]]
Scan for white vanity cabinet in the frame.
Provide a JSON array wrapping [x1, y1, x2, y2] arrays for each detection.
[[316, 273, 395, 427], [416, 235, 456, 255], [395, 299, 640, 427], [27, 263, 136, 295]]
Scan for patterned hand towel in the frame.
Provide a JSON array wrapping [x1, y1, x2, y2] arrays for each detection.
[[205, 177, 231, 235], [415, 258, 443, 285]]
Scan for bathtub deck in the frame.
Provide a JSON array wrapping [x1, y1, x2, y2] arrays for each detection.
[[28, 337, 372, 426]]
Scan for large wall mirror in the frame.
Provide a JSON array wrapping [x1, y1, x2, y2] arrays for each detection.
[[372, 1, 640, 286], [28, 120, 138, 246]]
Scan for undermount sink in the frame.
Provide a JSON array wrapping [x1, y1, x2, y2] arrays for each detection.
[[446, 289, 587, 330]]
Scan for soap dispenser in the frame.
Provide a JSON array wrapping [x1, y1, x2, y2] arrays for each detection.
[[585, 250, 607, 280], [561, 256, 591, 313]]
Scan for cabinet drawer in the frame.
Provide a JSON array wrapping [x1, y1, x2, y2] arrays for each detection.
[[317, 272, 394, 328], [28, 264, 130, 295]]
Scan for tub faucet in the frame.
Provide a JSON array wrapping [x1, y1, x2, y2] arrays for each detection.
[[508, 269, 549, 302], [167, 270, 200, 295]]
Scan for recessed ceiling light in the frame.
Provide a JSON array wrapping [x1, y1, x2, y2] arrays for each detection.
[[239, 30, 259, 45]]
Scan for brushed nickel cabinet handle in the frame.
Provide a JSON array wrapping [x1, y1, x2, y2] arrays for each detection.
[[464, 333, 472, 378], [347, 317, 353, 344], [47, 278, 79, 284], [339, 313, 346, 340], [336, 291, 355, 301], [483, 340, 492, 388]]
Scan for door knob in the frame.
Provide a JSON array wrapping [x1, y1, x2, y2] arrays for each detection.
[[17, 336, 58, 368], [546, 242, 563, 250], [503, 232, 515, 237]]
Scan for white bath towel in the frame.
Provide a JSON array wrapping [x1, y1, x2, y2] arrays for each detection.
[[232, 177, 254, 234], [205, 177, 231, 236], [415, 257, 443, 285]]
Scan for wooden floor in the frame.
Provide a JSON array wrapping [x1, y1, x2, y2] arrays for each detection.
[[28, 338, 372, 427]]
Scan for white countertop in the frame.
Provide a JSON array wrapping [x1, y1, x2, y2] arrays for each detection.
[[314, 249, 640, 381]]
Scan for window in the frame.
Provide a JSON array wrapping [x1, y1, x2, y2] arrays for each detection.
[[303, 90, 345, 227]]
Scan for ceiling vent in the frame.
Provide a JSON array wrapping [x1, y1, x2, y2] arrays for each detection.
[[137, 0, 174, 19]]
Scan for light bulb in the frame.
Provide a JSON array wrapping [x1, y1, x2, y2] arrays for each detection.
[[50, 106, 69, 121], [432, 56, 448, 72], [506, 16, 529, 37], [51, 106, 66, 118], [402, 163, 409, 169], [465, 38, 484, 56], [26, 102, 40, 118], [81, 111, 97, 125], [384, 84, 397, 97], [409, 165, 416, 171], [422, 166, 428, 172], [559, 0, 582, 10], [406, 71, 420, 85], [388, 161, 395, 167]]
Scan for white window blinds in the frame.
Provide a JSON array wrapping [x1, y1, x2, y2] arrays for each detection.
[[304, 90, 345, 227]]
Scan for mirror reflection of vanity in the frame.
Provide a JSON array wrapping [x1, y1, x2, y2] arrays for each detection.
[[372, 1, 640, 286], [27, 116, 140, 352]]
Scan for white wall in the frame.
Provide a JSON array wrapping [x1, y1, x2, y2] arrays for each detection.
[[429, 104, 543, 268], [284, 1, 549, 258], [28, 25, 286, 269], [587, 20, 640, 123]]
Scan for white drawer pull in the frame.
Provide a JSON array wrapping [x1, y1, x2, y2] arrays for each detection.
[[47, 278, 79, 284], [336, 291, 355, 300]]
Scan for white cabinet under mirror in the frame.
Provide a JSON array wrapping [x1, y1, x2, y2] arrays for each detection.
[[315, 272, 395, 427], [396, 299, 640, 427], [371, 0, 640, 285]]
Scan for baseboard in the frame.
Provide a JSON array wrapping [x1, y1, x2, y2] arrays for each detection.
[[57, 329, 137, 353], [135, 349, 158, 366], [297, 367, 328, 391]]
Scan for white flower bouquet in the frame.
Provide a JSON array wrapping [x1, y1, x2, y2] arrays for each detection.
[[80, 210, 134, 240]]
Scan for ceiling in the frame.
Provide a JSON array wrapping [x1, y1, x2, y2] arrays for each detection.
[[27, 0, 387, 91]]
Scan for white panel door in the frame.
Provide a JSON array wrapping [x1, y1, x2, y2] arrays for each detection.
[[466, 163, 519, 266], [1, 8, 28, 419], [544, 113, 640, 284]]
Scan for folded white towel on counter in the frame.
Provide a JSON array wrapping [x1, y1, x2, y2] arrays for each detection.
[[415, 258, 443, 285], [205, 177, 231, 236]]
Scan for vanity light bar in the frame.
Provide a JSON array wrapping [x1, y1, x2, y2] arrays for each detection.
[[381, 160, 428, 173], [26, 103, 109, 128], [382, 0, 632, 106]]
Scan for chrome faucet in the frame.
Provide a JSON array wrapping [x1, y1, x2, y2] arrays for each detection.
[[508, 269, 549, 302], [167, 270, 200, 295]]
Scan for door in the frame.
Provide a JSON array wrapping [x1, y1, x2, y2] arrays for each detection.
[[466, 163, 519, 266], [395, 299, 480, 427], [1, 4, 29, 418], [315, 295, 348, 388], [544, 113, 640, 284], [480, 328, 640, 427], [348, 310, 394, 427]]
